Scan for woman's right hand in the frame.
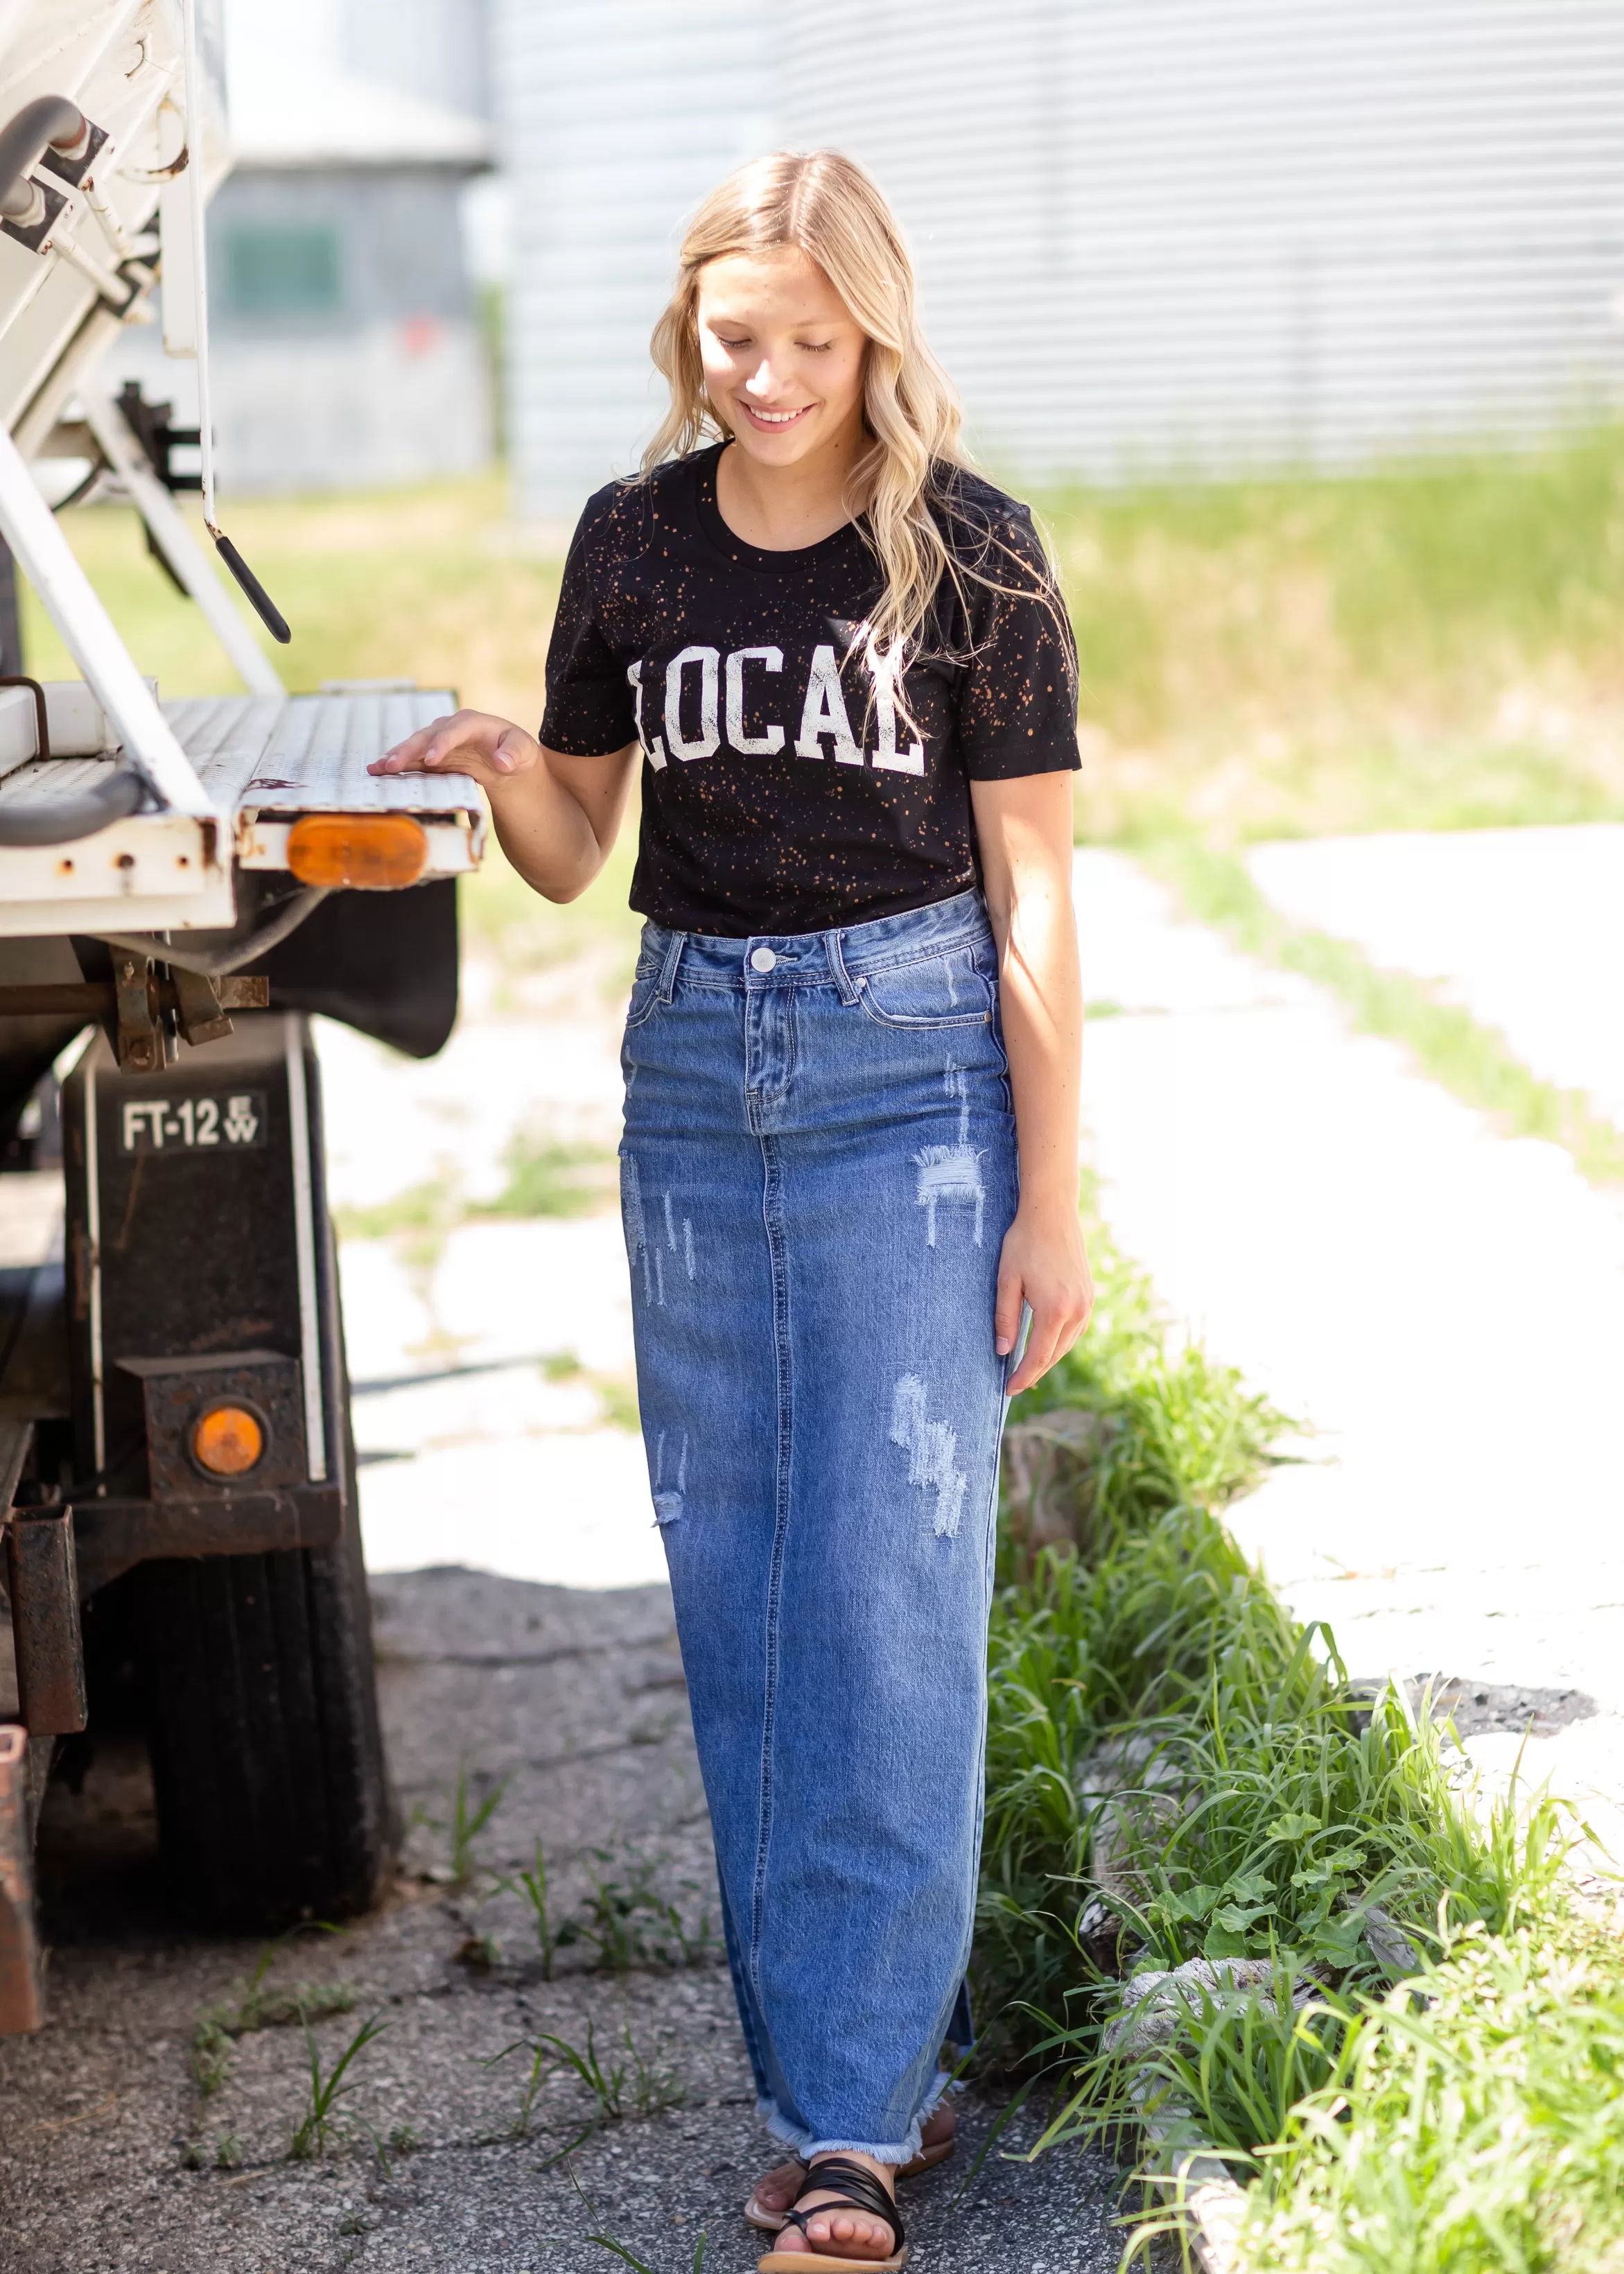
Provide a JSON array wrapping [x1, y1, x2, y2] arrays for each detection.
[[368, 709, 540, 790]]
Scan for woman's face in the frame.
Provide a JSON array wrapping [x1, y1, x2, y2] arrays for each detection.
[[695, 246, 867, 471]]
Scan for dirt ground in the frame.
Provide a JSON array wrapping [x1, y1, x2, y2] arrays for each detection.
[[0, 1569, 1131, 2274]]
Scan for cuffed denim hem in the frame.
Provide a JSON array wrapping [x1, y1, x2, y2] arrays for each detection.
[[758, 2066, 959, 2166]]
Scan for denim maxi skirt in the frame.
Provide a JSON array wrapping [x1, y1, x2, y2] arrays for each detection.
[[618, 887, 1018, 2160]]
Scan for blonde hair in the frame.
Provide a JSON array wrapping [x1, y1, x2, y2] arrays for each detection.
[[645, 150, 1006, 662]]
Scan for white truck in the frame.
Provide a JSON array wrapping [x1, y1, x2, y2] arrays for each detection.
[[0, 0, 485, 2029]]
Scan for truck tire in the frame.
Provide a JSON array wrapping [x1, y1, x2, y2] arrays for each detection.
[[132, 1401, 396, 1931]]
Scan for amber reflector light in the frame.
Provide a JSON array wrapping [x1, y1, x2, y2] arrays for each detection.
[[286, 812, 428, 889], [192, 1405, 264, 1477]]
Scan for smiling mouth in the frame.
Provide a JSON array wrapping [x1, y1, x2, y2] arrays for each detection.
[[740, 401, 814, 431]]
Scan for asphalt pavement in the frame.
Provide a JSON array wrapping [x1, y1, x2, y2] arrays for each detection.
[[0, 1569, 1129, 2274]]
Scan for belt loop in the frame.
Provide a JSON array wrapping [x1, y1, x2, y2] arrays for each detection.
[[826, 928, 861, 1006], [656, 931, 686, 1003]]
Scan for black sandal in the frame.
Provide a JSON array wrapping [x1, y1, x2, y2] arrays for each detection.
[[756, 2156, 908, 2272]]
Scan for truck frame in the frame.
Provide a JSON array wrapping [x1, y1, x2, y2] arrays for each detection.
[[0, 0, 483, 2027]]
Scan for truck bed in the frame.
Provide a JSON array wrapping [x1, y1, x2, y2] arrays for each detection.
[[0, 689, 484, 939]]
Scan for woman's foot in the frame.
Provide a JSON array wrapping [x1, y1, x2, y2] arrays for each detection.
[[746, 2101, 953, 2228], [772, 2153, 898, 2264]]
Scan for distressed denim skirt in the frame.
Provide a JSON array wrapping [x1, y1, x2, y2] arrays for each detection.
[[618, 887, 1018, 2162]]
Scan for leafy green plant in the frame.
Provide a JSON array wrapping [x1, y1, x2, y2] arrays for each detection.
[[429, 1762, 510, 1887], [1239, 1902, 1624, 2271], [487, 2036, 553, 2140], [977, 1206, 1577, 2261], [287, 2011, 387, 2162], [579, 1848, 713, 1974], [519, 2018, 686, 2128], [192, 1927, 355, 2098], [498, 1838, 576, 1979]]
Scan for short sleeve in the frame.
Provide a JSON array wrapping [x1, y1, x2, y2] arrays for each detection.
[[539, 497, 638, 756], [953, 506, 1080, 780]]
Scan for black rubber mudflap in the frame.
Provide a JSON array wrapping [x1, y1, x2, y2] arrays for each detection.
[[134, 1414, 394, 1931]]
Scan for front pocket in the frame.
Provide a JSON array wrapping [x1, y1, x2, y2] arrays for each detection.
[[855, 948, 993, 1031], [623, 962, 663, 1030]]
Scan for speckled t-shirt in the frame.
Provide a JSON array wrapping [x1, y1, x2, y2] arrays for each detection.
[[539, 443, 1080, 937]]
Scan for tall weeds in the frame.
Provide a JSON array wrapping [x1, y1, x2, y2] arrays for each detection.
[[977, 1215, 1563, 2196]]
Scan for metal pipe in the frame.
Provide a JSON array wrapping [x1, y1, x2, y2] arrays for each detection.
[[0, 424, 215, 817], [94, 886, 328, 976], [0, 96, 87, 225], [178, 0, 218, 533], [78, 384, 283, 697], [0, 766, 143, 846]]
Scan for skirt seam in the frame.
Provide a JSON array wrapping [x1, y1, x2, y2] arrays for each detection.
[[749, 1127, 794, 1988]]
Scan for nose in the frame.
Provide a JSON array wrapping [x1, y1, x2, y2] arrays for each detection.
[[743, 360, 778, 398]]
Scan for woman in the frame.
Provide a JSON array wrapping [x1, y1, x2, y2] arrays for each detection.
[[374, 149, 1092, 2271]]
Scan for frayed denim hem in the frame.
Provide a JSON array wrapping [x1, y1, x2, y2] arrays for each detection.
[[758, 2067, 957, 2166]]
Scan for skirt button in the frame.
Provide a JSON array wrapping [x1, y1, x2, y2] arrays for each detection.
[[750, 946, 777, 972]]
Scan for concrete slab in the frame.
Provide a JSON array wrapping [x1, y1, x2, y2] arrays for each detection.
[[318, 1000, 656, 1592], [1074, 849, 1624, 1773], [1247, 823, 1624, 1126]]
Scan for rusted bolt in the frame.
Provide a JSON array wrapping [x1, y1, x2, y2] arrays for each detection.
[[115, 852, 135, 871]]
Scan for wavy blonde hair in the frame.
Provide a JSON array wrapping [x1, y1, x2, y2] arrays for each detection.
[[645, 149, 1009, 661]]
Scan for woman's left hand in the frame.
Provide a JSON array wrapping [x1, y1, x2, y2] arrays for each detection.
[[995, 1196, 1095, 1397]]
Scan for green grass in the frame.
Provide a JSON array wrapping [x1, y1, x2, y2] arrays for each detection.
[[979, 1210, 1575, 2262], [1150, 837, 1624, 1189], [32, 431, 1624, 860], [20, 481, 642, 978], [1239, 1903, 1624, 2273], [473, 1134, 618, 1220], [1035, 420, 1624, 842]]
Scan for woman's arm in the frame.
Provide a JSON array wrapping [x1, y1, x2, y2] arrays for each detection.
[[970, 772, 1094, 1394], [369, 711, 639, 903]]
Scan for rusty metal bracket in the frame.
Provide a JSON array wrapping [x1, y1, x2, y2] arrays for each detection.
[[119, 1349, 306, 1500], [169, 964, 232, 1046], [6, 1508, 87, 1735], [0, 969, 269, 1073], [113, 953, 161, 1072], [71, 1482, 343, 1597], [0, 1726, 44, 2035]]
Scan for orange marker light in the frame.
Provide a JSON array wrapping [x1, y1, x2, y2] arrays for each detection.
[[192, 1404, 265, 1477], [286, 812, 428, 889]]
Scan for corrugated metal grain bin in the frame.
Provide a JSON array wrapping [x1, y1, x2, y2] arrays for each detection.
[[496, 0, 774, 520], [785, 0, 1624, 482], [500, 0, 1624, 511]]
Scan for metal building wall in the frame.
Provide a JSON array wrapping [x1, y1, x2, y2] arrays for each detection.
[[344, 0, 490, 123], [496, 0, 775, 521], [778, 0, 1624, 481]]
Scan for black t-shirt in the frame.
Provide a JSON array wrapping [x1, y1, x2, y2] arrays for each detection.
[[540, 443, 1080, 937]]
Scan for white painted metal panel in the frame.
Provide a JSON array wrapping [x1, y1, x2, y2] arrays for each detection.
[[0, 691, 479, 819], [158, 690, 481, 819]]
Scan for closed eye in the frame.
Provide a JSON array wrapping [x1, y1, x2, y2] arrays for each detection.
[[797, 340, 834, 353], [715, 336, 752, 351]]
